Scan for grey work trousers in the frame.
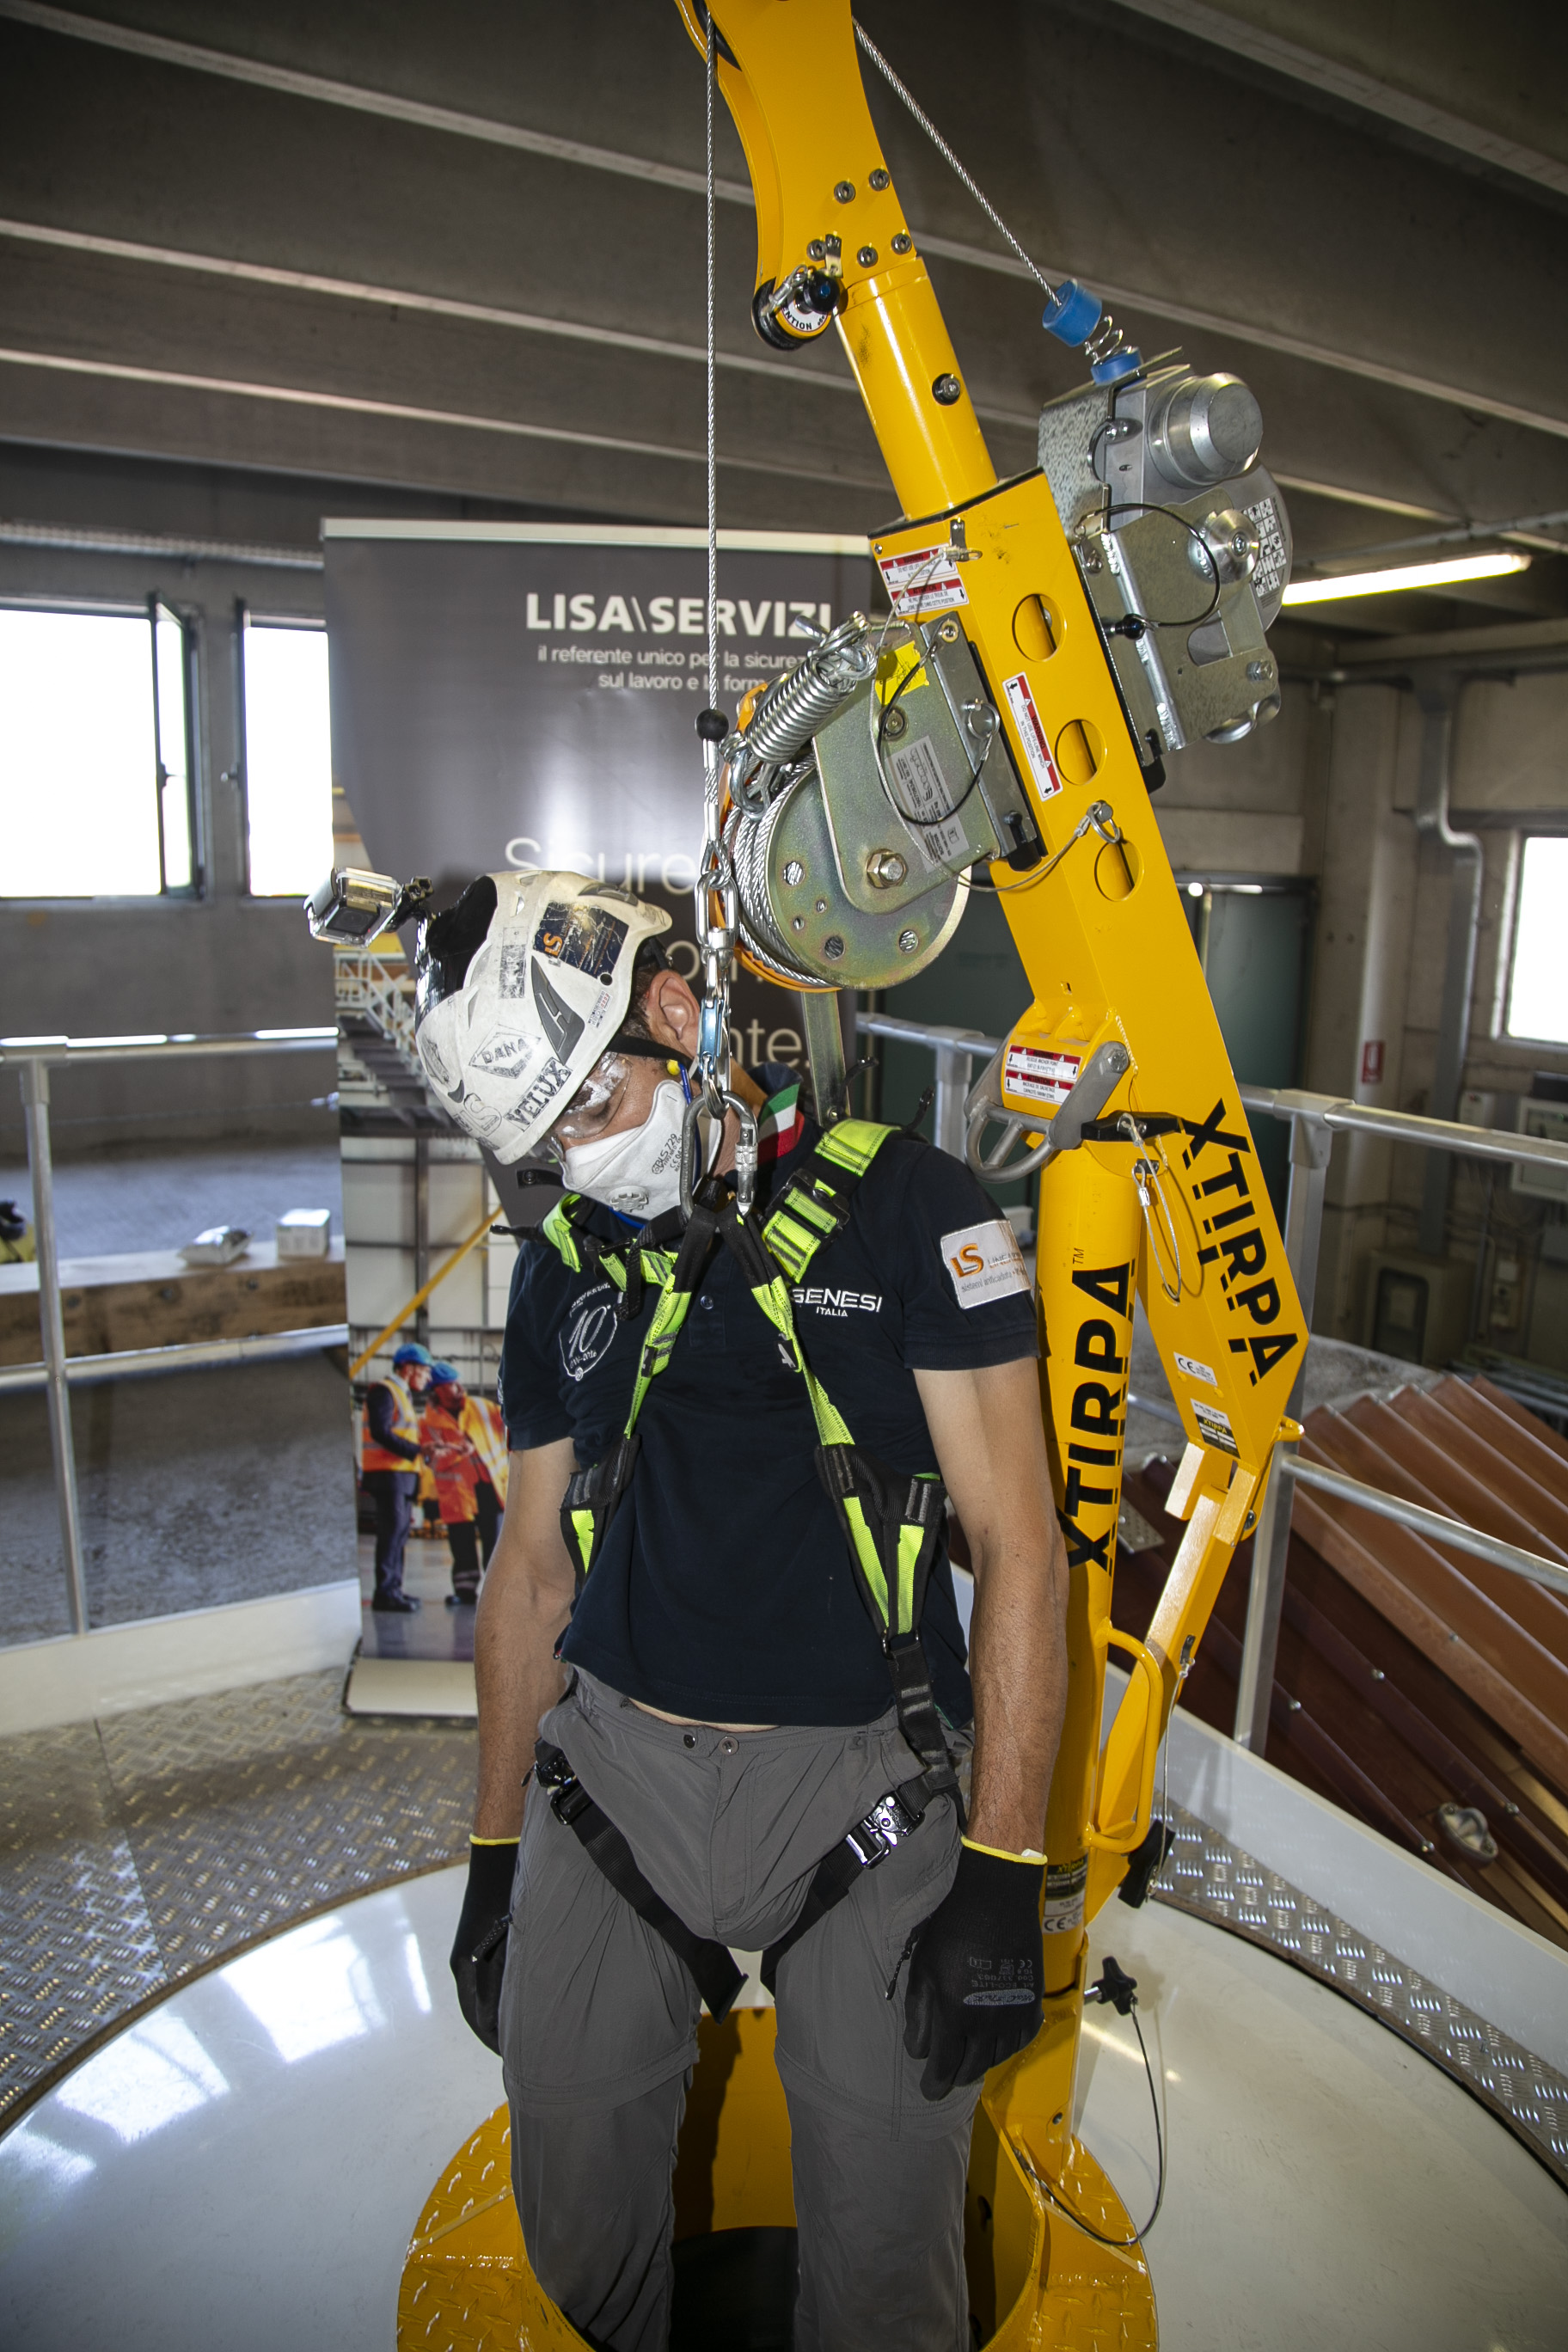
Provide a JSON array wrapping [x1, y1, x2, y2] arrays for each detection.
[[499, 1670, 978, 2352]]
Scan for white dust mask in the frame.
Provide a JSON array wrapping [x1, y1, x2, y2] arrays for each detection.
[[559, 1080, 689, 1220]]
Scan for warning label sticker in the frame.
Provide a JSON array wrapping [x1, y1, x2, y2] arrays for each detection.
[[878, 545, 970, 617], [885, 732, 969, 869], [1001, 671, 1063, 800], [1174, 1352, 1218, 1388], [1004, 1043, 1081, 1109], [1192, 1398, 1240, 1457]]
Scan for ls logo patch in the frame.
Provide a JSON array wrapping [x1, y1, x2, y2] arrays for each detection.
[[942, 1218, 1029, 1308]]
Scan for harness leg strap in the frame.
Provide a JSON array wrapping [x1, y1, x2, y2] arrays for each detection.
[[759, 1774, 938, 1994], [535, 1742, 745, 2023]]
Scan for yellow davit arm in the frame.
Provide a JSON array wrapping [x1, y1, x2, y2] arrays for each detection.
[[680, 0, 1302, 2241]]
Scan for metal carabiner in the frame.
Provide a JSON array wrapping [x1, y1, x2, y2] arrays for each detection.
[[678, 1090, 758, 1221]]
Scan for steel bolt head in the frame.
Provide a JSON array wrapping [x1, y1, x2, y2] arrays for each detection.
[[891, 231, 913, 254], [935, 616, 962, 644], [898, 928, 920, 954], [931, 372, 962, 406], [857, 244, 878, 267], [867, 849, 909, 889], [814, 897, 829, 914], [834, 180, 855, 203], [883, 706, 908, 738], [783, 859, 804, 886], [807, 239, 825, 261], [868, 167, 891, 191]]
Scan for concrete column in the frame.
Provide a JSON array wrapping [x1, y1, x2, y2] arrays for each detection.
[[198, 595, 248, 900], [1302, 684, 1418, 1338]]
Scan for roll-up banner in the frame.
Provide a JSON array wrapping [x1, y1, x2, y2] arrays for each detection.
[[323, 524, 873, 1703]]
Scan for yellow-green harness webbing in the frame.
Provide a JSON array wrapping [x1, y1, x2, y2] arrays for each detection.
[[546, 1121, 955, 1789]]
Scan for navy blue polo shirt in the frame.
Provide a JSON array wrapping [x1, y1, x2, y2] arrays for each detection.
[[499, 1074, 1038, 1726]]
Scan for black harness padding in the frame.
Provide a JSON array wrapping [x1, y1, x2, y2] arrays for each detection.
[[536, 1741, 746, 2023]]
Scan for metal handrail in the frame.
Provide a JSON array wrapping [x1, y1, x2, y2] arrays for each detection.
[[5, 1029, 341, 1638], [1282, 1455, 1568, 1601], [1126, 1389, 1568, 1599], [854, 1011, 1001, 1160], [0, 1027, 336, 1069], [854, 1011, 1003, 1058], [1239, 1080, 1568, 1173], [0, 1323, 349, 1395]]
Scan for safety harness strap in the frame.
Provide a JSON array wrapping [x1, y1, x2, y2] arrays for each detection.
[[536, 1741, 745, 2023], [541, 1193, 677, 1319], [759, 1773, 933, 1995], [556, 1202, 720, 1581]]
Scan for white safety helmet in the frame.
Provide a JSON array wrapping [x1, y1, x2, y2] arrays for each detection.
[[413, 870, 672, 1164]]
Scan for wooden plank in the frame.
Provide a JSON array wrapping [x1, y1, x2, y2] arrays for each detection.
[[1290, 1482, 1568, 1794], [1313, 1407, 1568, 1673], [1463, 1375, 1568, 1485], [1395, 1383, 1568, 1555], [0, 1240, 346, 1364]]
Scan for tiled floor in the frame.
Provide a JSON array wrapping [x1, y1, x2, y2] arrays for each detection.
[[0, 1669, 475, 2126]]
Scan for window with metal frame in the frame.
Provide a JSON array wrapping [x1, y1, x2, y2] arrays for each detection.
[[241, 613, 334, 899], [1505, 836, 1568, 1048], [0, 600, 196, 898]]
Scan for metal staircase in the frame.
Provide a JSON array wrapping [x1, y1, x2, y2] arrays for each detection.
[[334, 950, 431, 1115]]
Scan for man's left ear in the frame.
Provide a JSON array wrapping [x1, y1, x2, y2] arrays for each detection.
[[645, 969, 701, 1057]]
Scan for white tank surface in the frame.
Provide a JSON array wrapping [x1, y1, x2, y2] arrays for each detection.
[[1, 1859, 1563, 2351]]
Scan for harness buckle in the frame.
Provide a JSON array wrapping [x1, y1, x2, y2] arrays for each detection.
[[843, 1786, 923, 1868]]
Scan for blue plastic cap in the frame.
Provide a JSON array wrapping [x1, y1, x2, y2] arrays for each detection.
[[1090, 346, 1143, 385], [1041, 278, 1103, 348]]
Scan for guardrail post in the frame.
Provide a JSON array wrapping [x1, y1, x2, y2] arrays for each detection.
[[932, 1026, 987, 1160], [1234, 1109, 1332, 1750], [18, 1062, 89, 1637]]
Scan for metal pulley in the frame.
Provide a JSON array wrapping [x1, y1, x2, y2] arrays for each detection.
[[719, 610, 1042, 994]]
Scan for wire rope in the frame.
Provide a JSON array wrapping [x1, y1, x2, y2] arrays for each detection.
[[852, 18, 1056, 301]]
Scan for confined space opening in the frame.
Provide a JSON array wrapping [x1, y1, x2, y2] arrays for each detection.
[[1012, 593, 1062, 662], [1054, 718, 1105, 785], [670, 2228, 798, 2352]]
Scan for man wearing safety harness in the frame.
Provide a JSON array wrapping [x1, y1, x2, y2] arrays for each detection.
[[420, 869, 1068, 2352]]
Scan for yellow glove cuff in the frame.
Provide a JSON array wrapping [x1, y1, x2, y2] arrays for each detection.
[[962, 1836, 1046, 1865], [469, 1833, 520, 1847]]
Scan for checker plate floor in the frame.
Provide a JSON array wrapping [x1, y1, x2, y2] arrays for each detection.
[[0, 1669, 473, 2123]]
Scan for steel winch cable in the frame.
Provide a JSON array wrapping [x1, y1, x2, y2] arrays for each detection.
[[703, 9, 720, 724], [852, 20, 1137, 381], [852, 18, 1055, 302]]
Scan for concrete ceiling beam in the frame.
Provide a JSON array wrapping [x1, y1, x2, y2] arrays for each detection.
[[3, 3, 1564, 445], [1105, 0, 1568, 201]]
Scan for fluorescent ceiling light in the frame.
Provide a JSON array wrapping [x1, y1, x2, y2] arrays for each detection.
[[1282, 550, 1531, 605]]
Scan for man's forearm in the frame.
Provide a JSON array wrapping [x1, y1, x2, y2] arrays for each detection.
[[473, 1558, 571, 1836], [964, 1520, 1069, 1859], [471, 1441, 578, 1837]]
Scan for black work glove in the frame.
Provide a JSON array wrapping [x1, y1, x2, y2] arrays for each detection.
[[903, 1842, 1045, 2102], [450, 1837, 518, 2054]]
